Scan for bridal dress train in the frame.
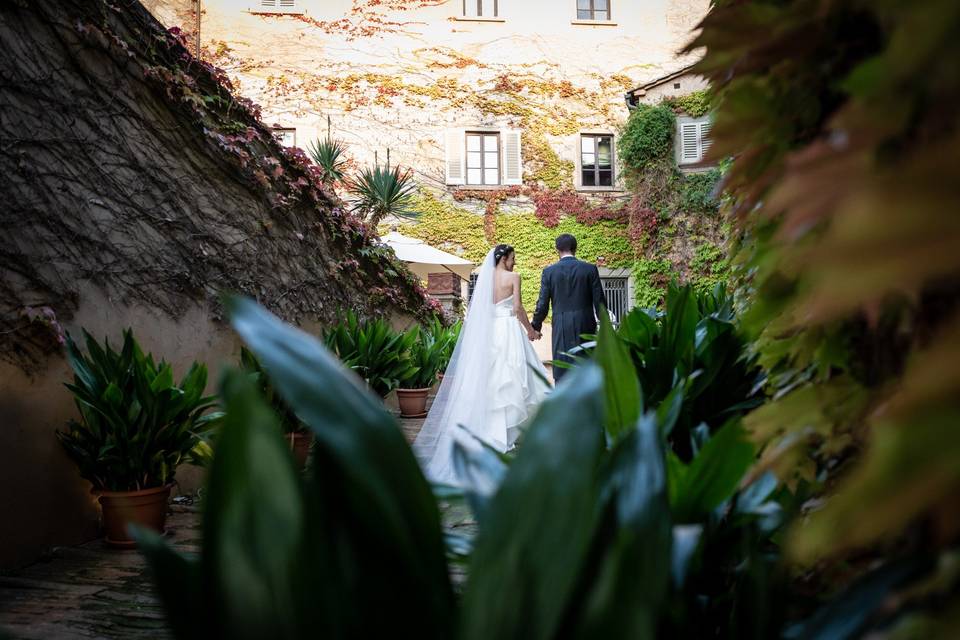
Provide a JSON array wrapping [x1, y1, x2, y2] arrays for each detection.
[[413, 249, 549, 486], [487, 294, 548, 450]]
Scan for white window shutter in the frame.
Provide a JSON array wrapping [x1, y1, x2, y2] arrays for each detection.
[[699, 121, 712, 158], [502, 129, 522, 185], [680, 123, 700, 163], [261, 0, 277, 7], [444, 129, 465, 185]]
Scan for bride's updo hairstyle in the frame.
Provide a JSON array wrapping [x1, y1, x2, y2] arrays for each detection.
[[494, 244, 514, 265]]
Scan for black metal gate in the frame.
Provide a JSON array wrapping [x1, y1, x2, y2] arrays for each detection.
[[601, 277, 629, 324]]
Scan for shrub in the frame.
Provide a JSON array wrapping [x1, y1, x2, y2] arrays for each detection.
[[617, 104, 676, 173], [322, 310, 419, 397], [56, 329, 219, 492], [136, 297, 790, 639]]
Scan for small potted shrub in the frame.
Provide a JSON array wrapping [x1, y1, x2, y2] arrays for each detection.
[[240, 346, 312, 470], [323, 310, 419, 398], [430, 318, 461, 381], [396, 327, 445, 418], [57, 329, 218, 548]]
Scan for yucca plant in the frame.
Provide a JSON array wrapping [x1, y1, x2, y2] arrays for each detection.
[[307, 137, 349, 184], [322, 310, 419, 397], [56, 329, 219, 492], [348, 163, 417, 226]]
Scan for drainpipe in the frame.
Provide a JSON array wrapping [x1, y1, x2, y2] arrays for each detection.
[[195, 0, 201, 59]]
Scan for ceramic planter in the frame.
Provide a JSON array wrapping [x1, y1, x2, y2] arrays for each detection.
[[396, 388, 430, 418], [97, 484, 172, 548]]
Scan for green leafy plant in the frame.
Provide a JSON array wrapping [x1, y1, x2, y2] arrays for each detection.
[[240, 346, 303, 434], [617, 103, 676, 173], [349, 163, 417, 226], [322, 310, 419, 397], [56, 329, 219, 492], [687, 0, 960, 633], [425, 316, 460, 373], [135, 298, 795, 639], [307, 137, 349, 184], [400, 327, 445, 389]]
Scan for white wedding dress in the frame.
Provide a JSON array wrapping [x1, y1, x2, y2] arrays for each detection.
[[413, 249, 549, 486]]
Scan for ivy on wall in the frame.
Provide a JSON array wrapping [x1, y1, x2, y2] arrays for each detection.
[[400, 191, 631, 312], [399, 90, 728, 314]]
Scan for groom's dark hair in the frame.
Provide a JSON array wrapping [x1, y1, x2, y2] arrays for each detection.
[[556, 234, 577, 253]]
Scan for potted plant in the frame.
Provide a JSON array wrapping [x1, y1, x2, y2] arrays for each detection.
[[240, 346, 312, 470], [429, 317, 461, 381], [56, 329, 218, 548], [323, 311, 419, 398], [396, 327, 446, 418]]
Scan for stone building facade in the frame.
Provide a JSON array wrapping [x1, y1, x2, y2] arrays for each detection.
[[145, 0, 711, 191]]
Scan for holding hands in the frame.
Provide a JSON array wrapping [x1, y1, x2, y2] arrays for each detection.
[[527, 327, 542, 341]]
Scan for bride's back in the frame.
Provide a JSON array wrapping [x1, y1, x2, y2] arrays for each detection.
[[493, 270, 514, 303]]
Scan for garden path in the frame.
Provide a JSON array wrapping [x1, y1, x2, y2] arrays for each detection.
[[0, 410, 455, 640]]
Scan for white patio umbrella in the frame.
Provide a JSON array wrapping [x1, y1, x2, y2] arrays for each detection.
[[381, 231, 476, 281]]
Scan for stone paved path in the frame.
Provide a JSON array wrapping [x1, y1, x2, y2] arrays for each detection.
[[0, 409, 453, 640]]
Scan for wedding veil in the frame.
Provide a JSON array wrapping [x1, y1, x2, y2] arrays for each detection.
[[412, 248, 497, 485]]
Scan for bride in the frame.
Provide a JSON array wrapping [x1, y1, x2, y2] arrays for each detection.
[[413, 244, 550, 485]]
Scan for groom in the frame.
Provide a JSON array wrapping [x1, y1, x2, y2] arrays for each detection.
[[531, 234, 606, 382]]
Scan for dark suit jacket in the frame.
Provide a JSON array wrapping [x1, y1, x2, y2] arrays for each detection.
[[531, 257, 606, 369]]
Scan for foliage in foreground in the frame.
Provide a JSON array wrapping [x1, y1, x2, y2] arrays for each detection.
[[689, 0, 960, 632], [137, 299, 793, 639], [56, 329, 218, 491]]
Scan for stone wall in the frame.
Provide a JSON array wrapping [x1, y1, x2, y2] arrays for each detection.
[[147, 0, 710, 183]]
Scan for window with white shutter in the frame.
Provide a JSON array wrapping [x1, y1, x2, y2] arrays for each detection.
[[255, 0, 303, 14], [677, 116, 713, 165], [444, 129, 466, 185], [502, 129, 522, 185]]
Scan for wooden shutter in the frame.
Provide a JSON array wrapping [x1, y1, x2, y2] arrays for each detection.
[[444, 129, 465, 185], [502, 129, 522, 185], [699, 121, 712, 158], [680, 123, 699, 163]]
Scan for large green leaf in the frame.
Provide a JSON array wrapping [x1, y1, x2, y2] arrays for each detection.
[[228, 297, 455, 638], [201, 369, 304, 639], [595, 307, 642, 442], [669, 420, 756, 523], [460, 363, 607, 640], [569, 412, 672, 639]]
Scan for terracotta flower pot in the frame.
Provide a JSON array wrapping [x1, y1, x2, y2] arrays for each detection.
[[97, 484, 172, 549], [288, 431, 313, 470], [396, 388, 430, 418]]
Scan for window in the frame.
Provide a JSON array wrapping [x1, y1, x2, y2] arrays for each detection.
[[256, 0, 302, 13], [468, 273, 479, 300], [463, 0, 498, 17], [445, 129, 521, 186], [678, 117, 712, 165], [465, 132, 500, 185], [272, 127, 296, 147], [601, 277, 628, 322], [580, 134, 613, 187], [577, 0, 610, 20]]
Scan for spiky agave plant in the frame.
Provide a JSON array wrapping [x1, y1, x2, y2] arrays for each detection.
[[349, 163, 417, 227], [307, 137, 349, 184]]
